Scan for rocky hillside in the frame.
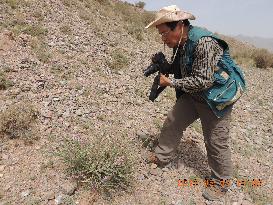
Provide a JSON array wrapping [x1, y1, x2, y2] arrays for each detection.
[[0, 0, 272, 205]]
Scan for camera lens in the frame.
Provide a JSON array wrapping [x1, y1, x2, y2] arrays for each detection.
[[143, 64, 159, 77]]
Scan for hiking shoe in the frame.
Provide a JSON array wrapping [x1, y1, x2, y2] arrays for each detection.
[[202, 184, 228, 201], [146, 152, 170, 168]]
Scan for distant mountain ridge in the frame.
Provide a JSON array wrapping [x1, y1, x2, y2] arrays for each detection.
[[234, 35, 273, 52]]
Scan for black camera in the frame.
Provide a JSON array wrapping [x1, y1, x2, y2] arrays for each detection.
[[143, 52, 171, 101], [143, 52, 170, 77]]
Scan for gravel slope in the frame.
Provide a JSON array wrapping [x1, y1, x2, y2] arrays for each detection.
[[0, 1, 272, 204]]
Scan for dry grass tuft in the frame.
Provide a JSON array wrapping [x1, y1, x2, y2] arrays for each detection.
[[107, 49, 129, 71], [251, 48, 273, 69], [0, 71, 13, 90], [0, 102, 39, 141], [57, 136, 135, 195]]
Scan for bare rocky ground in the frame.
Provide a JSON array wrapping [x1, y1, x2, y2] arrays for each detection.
[[0, 1, 272, 205]]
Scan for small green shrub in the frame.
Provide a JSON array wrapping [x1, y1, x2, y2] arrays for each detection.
[[12, 24, 48, 37], [6, 0, 17, 9], [135, 1, 145, 9], [0, 71, 13, 90], [61, 0, 77, 7], [0, 102, 38, 140], [23, 24, 48, 37], [107, 49, 129, 70], [57, 137, 135, 194], [60, 25, 72, 35], [31, 40, 51, 63], [127, 26, 144, 41]]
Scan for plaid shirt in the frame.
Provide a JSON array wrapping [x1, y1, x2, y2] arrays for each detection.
[[171, 37, 223, 93]]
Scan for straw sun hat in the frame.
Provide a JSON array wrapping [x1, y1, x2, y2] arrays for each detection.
[[145, 5, 195, 29]]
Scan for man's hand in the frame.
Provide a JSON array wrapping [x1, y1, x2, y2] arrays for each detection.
[[159, 73, 171, 87]]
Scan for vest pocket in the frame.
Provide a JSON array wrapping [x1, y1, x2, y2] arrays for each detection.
[[204, 73, 244, 111], [215, 81, 244, 110], [213, 80, 235, 101], [213, 69, 230, 85]]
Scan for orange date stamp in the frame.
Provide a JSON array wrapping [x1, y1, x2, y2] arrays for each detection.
[[178, 178, 263, 188]]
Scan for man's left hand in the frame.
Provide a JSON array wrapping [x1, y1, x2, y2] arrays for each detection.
[[159, 74, 171, 87]]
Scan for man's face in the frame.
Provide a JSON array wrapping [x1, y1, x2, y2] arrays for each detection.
[[156, 23, 182, 48]]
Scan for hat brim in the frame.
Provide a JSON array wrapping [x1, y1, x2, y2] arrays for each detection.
[[145, 11, 195, 29]]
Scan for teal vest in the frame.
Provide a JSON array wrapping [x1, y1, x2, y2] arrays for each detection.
[[176, 26, 246, 118]]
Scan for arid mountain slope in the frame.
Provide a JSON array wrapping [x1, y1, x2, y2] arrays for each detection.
[[0, 1, 272, 204]]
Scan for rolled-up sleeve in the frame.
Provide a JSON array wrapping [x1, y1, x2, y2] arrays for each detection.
[[171, 37, 224, 93]]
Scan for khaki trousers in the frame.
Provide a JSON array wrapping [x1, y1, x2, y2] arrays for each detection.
[[155, 93, 233, 179]]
